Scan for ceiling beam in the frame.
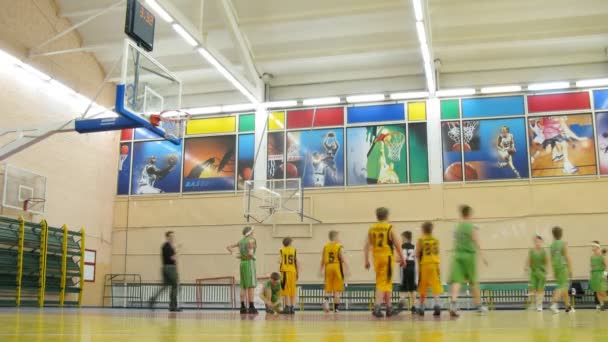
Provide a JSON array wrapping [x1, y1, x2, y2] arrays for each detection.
[[156, 0, 264, 103], [218, 0, 260, 86]]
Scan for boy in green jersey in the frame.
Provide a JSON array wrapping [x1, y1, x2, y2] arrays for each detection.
[[549, 226, 574, 314], [589, 241, 608, 311], [525, 235, 549, 311], [448, 205, 488, 317], [260, 272, 282, 314], [227, 226, 258, 314]]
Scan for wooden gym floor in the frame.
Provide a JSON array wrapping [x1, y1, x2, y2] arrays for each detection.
[[0, 308, 607, 341]]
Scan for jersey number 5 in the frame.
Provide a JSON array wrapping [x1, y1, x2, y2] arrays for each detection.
[[283, 254, 295, 265]]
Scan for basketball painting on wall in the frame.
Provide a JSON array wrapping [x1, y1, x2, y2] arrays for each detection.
[[237, 134, 254, 190], [183, 135, 236, 192], [347, 125, 407, 185], [596, 112, 608, 174], [267, 132, 285, 179], [117, 143, 131, 195], [528, 114, 596, 177], [442, 121, 477, 181], [131, 140, 182, 194], [286, 129, 344, 187], [461, 118, 529, 180]]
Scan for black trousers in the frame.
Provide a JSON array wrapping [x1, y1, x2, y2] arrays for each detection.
[[150, 265, 179, 310]]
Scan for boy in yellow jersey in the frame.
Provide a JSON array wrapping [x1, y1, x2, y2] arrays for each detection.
[[320, 230, 348, 313], [364, 207, 406, 318], [279, 237, 299, 314], [415, 222, 443, 317]]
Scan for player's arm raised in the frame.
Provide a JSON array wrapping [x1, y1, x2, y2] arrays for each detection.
[[472, 227, 488, 266], [226, 242, 239, 255]]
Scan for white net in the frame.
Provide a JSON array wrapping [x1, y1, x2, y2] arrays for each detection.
[[243, 178, 303, 223], [383, 132, 405, 161], [463, 121, 479, 145], [447, 122, 461, 144], [157, 110, 191, 141]]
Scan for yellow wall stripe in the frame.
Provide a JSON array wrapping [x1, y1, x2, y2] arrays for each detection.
[[186, 116, 236, 135]]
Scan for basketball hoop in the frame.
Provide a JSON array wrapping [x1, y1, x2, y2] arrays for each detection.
[[119, 145, 129, 171], [23, 197, 46, 212], [149, 110, 191, 141], [462, 121, 479, 145], [380, 132, 405, 161]]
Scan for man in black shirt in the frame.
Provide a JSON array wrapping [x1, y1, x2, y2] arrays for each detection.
[[399, 231, 417, 313], [149, 231, 180, 311]]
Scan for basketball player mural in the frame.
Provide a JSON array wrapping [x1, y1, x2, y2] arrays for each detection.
[[531, 116, 589, 174], [310, 131, 340, 187], [137, 154, 179, 194], [496, 126, 521, 178]]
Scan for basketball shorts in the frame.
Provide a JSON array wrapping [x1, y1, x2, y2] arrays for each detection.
[[281, 271, 297, 297], [449, 253, 477, 284], [528, 272, 546, 291], [553, 266, 569, 290], [590, 271, 608, 292], [324, 264, 344, 293], [400, 266, 417, 292], [373, 254, 393, 292], [418, 263, 443, 296], [240, 260, 257, 289], [498, 149, 509, 160]]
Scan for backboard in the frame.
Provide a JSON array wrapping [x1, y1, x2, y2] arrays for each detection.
[[243, 178, 320, 224], [1, 164, 47, 215], [116, 39, 183, 143]]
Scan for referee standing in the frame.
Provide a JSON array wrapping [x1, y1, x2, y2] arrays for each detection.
[[149, 231, 181, 312]]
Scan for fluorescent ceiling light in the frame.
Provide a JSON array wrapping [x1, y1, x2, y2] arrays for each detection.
[[423, 61, 433, 79], [480, 85, 522, 94], [146, 0, 173, 23], [420, 43, 430, 64], [264, 100, 298, 108], [222, 103, 257, 112], [172, 24, 198, 47], [575, 78, 608, 88], [21, 64, 51, 81], [416, 21, 427, 44], [346, 94, 385, 103], [527, 82, 570, 91], [436, 88, 476, 97], [389, 91, 429, 100], [0, 49, 22, 66], [188, 106, 221, 115], [197, 48, 259, 105], [302, 97, 341, 106], [412, 0, 423, 21]]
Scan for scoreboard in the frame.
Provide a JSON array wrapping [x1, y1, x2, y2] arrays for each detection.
[[125, 0, 156, 52]]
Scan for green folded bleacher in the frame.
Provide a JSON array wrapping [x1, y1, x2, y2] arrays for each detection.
[[0, 216, 85, 307]]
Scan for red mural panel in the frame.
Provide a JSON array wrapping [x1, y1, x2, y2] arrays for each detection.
[[527, 92, 590, 113], [287, 107, 344, 129], [120, 129, 133, 140]]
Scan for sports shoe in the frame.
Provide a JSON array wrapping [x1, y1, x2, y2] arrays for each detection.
[[433, 305, 441, 316], [410, 306, 417, 314], [240, 307, 248, 314], [248, 307, 259, 315], [476, 306, 488, 315], [289, 306, 296, 315], [417, 307, 425, 316], [449, 309, 459, 318], [553, 154, 564, 162], [169, 308, 183, 312], [550, 303, 559, 314], [600, 305, 606, 312], [565, 306, 575, 313], [372, 307, 384, 318], [322, 300, 330, 313], [536, 305, 543, 312]]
